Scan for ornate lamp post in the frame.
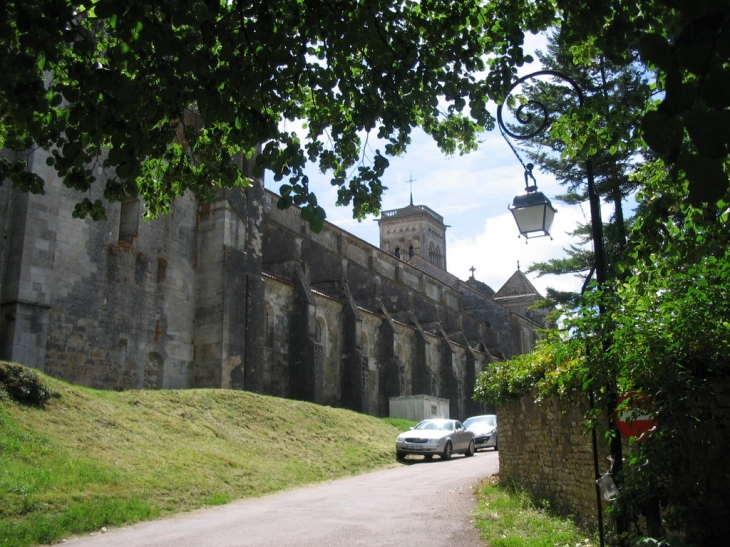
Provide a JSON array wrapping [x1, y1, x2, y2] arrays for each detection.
[[496, 88, 557, 241], [497, 70, 607, 280], [497, 70, 620, 547]]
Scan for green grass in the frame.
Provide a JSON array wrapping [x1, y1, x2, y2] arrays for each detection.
[[0, 364, 405, 547], [473, 476, 596, 547], [1, 363, 592, 547], [380, 417, 417, 431]]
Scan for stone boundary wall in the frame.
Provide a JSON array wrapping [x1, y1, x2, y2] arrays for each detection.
[[498, 392, 611, 530]]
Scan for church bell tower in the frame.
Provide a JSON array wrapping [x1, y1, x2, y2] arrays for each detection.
[[377, 199, 448, 270]]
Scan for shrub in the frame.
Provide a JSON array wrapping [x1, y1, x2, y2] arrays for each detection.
[[0, 363, 52, 407]]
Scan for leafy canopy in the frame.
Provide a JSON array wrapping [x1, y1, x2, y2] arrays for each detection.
[[2, 1, 728, 233], [0, 0, 550, 229]]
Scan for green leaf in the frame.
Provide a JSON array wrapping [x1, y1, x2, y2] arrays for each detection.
[[685, 108, 729, 159], [701, 69, 730, 109], [276, 196, 292, 210], [639, 33, 676, 72], [662, 81, 697, 116], [94, 1, 117, 19], [680, 153, 728, 206], [641, 110, 684, 159], [677, 36, 714, 76], [300, 205, 314, 222]]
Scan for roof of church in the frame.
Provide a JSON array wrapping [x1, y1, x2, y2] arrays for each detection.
[[407, 254, 459, 288], [494, 269, 542, 299], [465, 277, 496, 297], [377, 204, 444, 225]]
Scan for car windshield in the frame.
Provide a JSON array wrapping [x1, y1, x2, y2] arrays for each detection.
[[414, 420, 453, 431], [464, 416, 496, 427]]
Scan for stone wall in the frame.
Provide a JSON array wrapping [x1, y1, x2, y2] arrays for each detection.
[[261, 270, 489, 419], [498, 391, 611, 530], [2, 153, 547, 422], [1, 148, 199, 389]]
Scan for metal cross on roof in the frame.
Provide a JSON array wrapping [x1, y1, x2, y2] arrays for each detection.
[[406, 173, 417, 206]]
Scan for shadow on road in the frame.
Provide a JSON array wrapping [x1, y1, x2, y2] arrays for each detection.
[[396, 450, 496, 465]]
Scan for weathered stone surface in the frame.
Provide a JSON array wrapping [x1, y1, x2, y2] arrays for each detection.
[[1, 151, 548, 420], [498, 392, 611, 530]]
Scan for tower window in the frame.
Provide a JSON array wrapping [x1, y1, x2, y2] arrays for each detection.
[[428, 243, 443, 267]]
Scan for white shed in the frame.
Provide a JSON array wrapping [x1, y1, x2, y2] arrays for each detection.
[[389, 395, 450, 422]]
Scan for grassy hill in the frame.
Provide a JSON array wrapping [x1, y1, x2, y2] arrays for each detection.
[[0, 362, 409, 547]]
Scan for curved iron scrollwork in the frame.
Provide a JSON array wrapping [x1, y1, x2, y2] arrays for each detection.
[[496, 70, 585, 142], [496, 71, 592, 240], [497, 70, 605, 257]]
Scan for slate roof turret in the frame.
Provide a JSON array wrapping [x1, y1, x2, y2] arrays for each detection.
[[494, 269, 542, 299]]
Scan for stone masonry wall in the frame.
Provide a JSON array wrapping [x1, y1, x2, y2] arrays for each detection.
[[498, 391, 610, 530], [1, 149, 198, 389], [2, 149, 538, 423]]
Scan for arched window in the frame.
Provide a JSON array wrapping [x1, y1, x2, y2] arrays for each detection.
[[314, 316, 329, 355], [394, 246, 400, 259], [428, 243, 441, 266], [408, 245, 414, 257]]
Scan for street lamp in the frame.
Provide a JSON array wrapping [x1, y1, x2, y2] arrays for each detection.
[[497, 70, 607, 282], [508, 161, 557, 239], [497, 70, 619, 547]]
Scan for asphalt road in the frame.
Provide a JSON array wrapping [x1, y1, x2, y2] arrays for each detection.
[[63, 451, 499, 547]]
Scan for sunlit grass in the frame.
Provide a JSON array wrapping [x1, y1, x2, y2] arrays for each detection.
[[381, 417, 418, 431], [2, 363, 594, 547], [474, 476, 595, 547], [1, 363, 403, 547]]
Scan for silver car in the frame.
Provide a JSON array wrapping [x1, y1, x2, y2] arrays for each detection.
[[464, 414, 498, 451], [395, 419, 475, 461]]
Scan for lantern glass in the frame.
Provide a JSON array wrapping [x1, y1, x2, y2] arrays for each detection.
[[509, 191, 557, 238]]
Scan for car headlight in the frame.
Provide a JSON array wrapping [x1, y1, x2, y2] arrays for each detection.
[[426, 438, 440, 445], [396, 436, 404, 442]]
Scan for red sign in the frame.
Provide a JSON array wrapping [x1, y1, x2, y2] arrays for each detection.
[[615, 392, 658, 442]]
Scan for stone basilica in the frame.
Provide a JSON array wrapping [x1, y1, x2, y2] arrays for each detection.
[[0, 149, 549, 419]]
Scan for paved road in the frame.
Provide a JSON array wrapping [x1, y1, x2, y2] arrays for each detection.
[[64, 451, 499, 546]]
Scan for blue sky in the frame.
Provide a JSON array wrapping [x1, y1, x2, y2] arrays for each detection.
[[266, 34, 634, 298]]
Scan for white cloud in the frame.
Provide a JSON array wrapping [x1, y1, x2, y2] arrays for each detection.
[[300, 125, 594, 298], [447, 205, 589, 297]]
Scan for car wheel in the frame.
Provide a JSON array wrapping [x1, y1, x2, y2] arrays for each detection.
[[442, 441, 452, 461], [465, 439, 475, 457], [396, 451, 407, 460], [494, 440, 498, 451], [424, 454, 433, 460]]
